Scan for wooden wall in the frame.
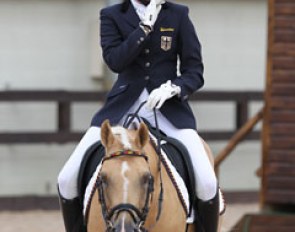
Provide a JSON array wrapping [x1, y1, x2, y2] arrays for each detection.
[[262, 0, 295, 206]]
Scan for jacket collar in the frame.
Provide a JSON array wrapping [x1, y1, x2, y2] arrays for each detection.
[[121, 0, 169, 11], [122, 1, 141, 28], [121, 0, 169, 28]]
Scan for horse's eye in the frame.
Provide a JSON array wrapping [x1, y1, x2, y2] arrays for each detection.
[[141, 173, 152, 186], [100, 173, 108, 186]]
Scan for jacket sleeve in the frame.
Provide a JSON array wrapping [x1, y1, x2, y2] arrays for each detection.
[[100, 8, 147, 73], [172, 7, 204, 100]]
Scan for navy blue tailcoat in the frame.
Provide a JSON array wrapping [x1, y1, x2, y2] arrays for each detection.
[[91, 0, 204, 129]]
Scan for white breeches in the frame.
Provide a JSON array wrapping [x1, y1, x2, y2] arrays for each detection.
[[58, 90, 217, 201], [58, 127, 101, 200]]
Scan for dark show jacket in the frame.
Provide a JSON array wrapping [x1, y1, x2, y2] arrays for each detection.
[[91, 0, 204, 129]]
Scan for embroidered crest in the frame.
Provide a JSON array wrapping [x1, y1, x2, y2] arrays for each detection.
[[161, 36, 172, 51]]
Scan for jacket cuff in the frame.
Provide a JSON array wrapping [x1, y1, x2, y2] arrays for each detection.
[[172, 79, 189, 101]]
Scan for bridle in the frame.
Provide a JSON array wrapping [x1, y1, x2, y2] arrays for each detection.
[[96, 150, 155, 232], [96, 101, 165, 231]]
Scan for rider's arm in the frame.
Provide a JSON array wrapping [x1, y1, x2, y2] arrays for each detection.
[[100, 8, 147, 73], [172, 7, 204, 101]]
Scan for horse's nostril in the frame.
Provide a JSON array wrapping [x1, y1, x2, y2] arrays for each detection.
[[114, 219, 137, 232]]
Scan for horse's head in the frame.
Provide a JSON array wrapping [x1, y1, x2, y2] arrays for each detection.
[[98, 120, 154, 232]]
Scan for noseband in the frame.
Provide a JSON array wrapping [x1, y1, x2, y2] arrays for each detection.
[[96, 150, 154, 232]]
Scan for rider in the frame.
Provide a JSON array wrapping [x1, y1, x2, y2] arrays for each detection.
[[58, 0, 219, 231]]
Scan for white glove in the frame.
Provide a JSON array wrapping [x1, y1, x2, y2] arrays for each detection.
[[140, 0, 162, 29], [146, 80, 181, 110], [155, 0, 166, 4]]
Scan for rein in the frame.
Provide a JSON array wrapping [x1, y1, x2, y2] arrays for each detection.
[[123, 101, 165, 222], [96, 150, 154, 232]]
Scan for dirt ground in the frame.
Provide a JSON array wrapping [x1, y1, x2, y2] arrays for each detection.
[[0, 203, 259, 232]]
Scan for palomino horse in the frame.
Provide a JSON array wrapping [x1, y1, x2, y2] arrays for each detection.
[[85, 120, 222, 231]]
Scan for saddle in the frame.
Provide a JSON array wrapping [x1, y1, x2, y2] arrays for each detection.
[[77, 124, 196, 215]]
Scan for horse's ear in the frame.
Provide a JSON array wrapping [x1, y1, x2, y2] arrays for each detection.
[[136, 123, 149, 149], [100, 120, 114, 149]]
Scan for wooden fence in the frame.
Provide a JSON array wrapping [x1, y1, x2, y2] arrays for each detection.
[[0, 90, 263, 144]]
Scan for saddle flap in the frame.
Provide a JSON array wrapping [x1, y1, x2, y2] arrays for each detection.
[[77, 142, 105, 204]]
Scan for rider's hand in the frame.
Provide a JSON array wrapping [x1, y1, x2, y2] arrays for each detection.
[[146, 80, 181, 110], [155, 0, 166, 5], [140, 0, 162, 29]]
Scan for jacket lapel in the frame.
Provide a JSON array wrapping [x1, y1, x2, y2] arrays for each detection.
[[122, 2, 140, 29], [154, 2, 169, 29]]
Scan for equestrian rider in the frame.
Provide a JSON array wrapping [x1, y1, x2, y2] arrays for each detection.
[[58, 0, 219, 231]]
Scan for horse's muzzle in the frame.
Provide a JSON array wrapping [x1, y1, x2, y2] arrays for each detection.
[[113, 216, 138, 232]]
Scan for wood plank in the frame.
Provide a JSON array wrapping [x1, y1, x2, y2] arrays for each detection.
[[268, 150, 295, 162], [276, 0, 295, 4], [0, 132, 84, 144], [0, 91, 107, 102], [265, 163, 295, 175], [251, 224, 295, 232], [272, 43, 295, 56], [58, 102, 71, 132], [267, 176, 295, 190], [271, 83, 295, 95], [0, 131, 261, 144], [251, 227, 295, 232], [275, 4, 295, 16], [270, 137, 295, 149], [274, 29, 295, 43], [251, 216, 295, 226], [0, 90, 263, 102], [274, 16, 295, 30], [270, 110, 295, 123], [272, 70, 295, 83], [270, 123, 295, 135], [231, 214, 295, 232], [270, 97, 295, 109], [265, 190, 295, 204], [273, 56, 295, 69]]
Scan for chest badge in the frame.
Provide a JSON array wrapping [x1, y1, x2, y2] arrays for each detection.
[[160, 27, 175, 32], [161, 36, 172, 51]]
